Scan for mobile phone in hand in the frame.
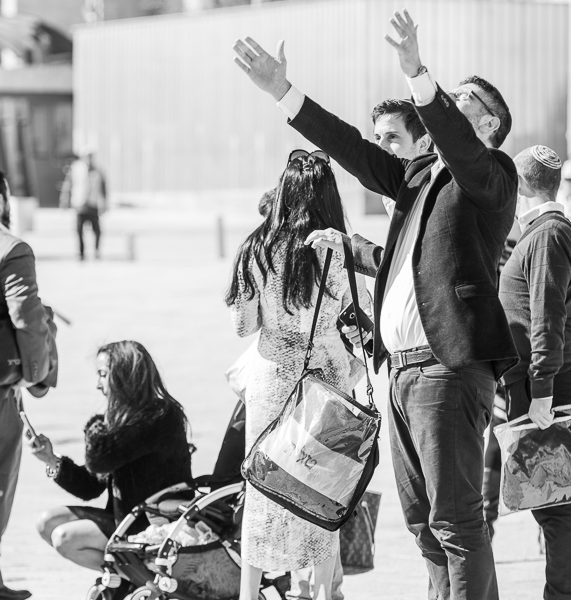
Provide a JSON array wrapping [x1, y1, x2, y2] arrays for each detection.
[[337, 302, 374, 357], [19, 411, 39, 444]]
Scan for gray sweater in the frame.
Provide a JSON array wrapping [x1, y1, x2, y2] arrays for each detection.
[[499, 211, 571, 400]]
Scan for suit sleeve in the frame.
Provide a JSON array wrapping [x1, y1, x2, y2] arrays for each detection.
[[350, 234, 383, 279], [289, 96, 406, 201], [414, 85, 517, 211], [84, 411, 182, 474], [523, 223, 571, 398], [54, 455, 107, 500], [1, 242, 51, 385]]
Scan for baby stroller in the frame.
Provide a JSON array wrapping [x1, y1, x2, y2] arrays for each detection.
[[86, 401, 250, 600]]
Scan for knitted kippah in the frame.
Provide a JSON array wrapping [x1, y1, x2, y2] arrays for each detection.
[[530, 145, 562, 170]]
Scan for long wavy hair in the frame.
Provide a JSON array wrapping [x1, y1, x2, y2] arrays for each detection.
[[225, 156, 347, 314], [98, 340, 187, 432]]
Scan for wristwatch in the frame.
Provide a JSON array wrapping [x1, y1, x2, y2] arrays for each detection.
[[412, 65, 428, 78], [46, 456, 62, 479]]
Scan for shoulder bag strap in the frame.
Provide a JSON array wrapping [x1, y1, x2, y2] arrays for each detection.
[[341, 234, 374, 407], [303, 248, 333, 371]]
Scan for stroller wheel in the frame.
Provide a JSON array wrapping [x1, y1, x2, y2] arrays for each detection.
[[86, 584, 106, 600], [128, 587, 155, 600]]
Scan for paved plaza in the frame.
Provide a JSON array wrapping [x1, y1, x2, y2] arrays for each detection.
[[2, 207, 548, 599]]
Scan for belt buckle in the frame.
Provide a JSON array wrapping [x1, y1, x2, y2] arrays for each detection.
[[398, 350, 407, 368]]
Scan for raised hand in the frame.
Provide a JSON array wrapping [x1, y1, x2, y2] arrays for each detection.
[[233, 37, 291, 101], [384, 9, 422, 78]]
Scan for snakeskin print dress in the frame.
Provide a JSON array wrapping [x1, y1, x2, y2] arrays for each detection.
[[230, 244, 370, 571]]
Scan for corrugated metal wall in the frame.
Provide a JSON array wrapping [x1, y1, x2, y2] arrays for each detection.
[[73, 0, 569, 207]]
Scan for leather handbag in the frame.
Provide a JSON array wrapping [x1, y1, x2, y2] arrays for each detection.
[[241, 238, 381, 531], [339, 490, 382, 573], [0, 317, 22, 386]]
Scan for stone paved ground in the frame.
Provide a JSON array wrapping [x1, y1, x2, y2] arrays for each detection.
[[2, 208, 546, 599]]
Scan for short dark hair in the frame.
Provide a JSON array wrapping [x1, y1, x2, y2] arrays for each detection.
[[514, 146, 562, 201], [371, 99, 427, 143], [458, 75, 511, 148], [258, 187, 276, 218]]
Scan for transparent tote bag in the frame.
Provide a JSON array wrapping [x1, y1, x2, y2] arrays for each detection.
[[241, 238, 382, 531], [495, 404, 571, 514]]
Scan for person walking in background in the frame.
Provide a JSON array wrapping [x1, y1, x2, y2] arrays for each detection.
[[233, 9, 518, 599], [499, 145, 571, 600], [225, 151, 370, 600], [30, 340, 192, 574], [0, 171, 56, 600], [59, 152, 107, 261]]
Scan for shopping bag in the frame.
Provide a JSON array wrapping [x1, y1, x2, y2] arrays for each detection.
[[339, 490, 382, 573], [242, 241, 381, 531], [495, 404, 571, 514]]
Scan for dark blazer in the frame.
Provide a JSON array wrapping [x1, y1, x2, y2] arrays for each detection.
[[55, 403, 193, 525], [289, 86, 518, 378]]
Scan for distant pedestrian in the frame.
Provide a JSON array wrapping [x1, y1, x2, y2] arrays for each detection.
[[59, 152, 107, 261]]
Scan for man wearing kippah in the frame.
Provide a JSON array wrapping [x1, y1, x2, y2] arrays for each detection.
[[499, 145, 571, 600]]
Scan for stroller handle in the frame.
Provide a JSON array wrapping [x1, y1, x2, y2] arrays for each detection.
[[104, 481, 195, 549], [155, 481, 245, 565]]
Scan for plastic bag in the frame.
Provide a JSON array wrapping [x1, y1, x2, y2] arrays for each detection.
[[242, 371, 381, 531], [495, 404, 571, 514]]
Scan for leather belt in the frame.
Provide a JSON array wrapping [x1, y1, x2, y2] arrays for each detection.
[[388, 346, 434, 369]]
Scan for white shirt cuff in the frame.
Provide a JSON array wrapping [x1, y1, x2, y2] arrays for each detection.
[[277, 84, 305, 120], [406, 71, 437, 106]]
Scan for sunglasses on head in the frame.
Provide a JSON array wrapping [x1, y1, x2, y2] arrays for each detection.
[[448, 89, 497, 119], [288, 149, 330, 166]]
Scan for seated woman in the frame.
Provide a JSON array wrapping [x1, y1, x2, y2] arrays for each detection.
[[30, 340, 193, 570]]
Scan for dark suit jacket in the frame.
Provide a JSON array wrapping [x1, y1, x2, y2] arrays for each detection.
[[289, 86, 518, 378]]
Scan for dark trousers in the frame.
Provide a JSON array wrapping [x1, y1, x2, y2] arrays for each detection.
[[388, 360, 498, 600], [505, 379, 571, 600], [0, 389, 23, 540], [76, 207, 101, 258]]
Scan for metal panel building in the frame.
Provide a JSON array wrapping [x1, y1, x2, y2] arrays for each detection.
[[73, 0, 569, 211]]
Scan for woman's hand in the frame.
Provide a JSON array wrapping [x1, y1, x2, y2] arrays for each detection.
[[305, 228, 344, 254], [28, 433, 59, 467]]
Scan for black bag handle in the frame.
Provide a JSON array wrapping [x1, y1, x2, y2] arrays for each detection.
[[303, 239, 374, 407]]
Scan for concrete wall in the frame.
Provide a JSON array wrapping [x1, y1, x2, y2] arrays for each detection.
[[72, 0, 569, 212]]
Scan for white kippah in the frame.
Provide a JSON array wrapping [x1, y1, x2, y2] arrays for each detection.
[[530, 145, 562, 170]]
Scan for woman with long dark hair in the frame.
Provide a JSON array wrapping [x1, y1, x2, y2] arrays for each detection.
[[30, 340, 192, 570], [226, 150, 370, 600]]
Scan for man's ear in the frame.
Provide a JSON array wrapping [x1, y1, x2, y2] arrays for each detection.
[[478, 115, 500, 138], [417, 133, 432, 154], [517, 174, 534, 198]]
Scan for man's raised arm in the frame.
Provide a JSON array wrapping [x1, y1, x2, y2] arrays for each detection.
[[233, 37, 405, 201], [385, 10, 517, 211]]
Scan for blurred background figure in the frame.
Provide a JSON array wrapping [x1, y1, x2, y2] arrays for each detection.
[[0, 171, 55, 600], [59, 152, 107, 261]]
